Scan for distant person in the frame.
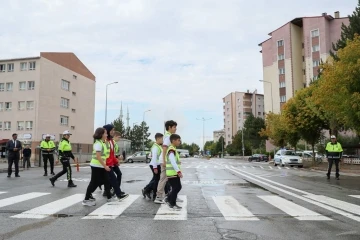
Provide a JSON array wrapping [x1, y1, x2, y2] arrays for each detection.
[[122, 150, 126, 161], [6, 133, 22, 177], [22, 145, 31, 169], [326, 135, 343, 180]]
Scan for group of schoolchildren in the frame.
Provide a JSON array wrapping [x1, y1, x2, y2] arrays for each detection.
[[80, 120, 184, 210]]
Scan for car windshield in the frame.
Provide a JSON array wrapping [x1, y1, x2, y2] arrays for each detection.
[[283, 151, 296, 156]]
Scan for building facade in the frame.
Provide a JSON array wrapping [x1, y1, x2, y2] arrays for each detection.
[[0, 52, 96, 157], [259, 11, 349, 114], [213, 129, 225, 142], [223, 90, 264, 145]]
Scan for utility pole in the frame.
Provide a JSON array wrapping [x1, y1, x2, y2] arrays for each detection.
[[196, 117, 212, 154], [105, 81, 118, 124], [241, 128, 245, 158]]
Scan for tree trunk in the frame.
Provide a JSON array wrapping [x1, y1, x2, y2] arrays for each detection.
[[312, 143, 316, 162]]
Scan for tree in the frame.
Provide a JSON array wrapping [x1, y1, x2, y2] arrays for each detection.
[[178, 142, 200, 156], [112, 117, 126, 137], [260, 113, 287, 148], [225, 130, 251, 156], [127, 121, 151, 151], [331, 1, 360, 60], [243, 114, 266, 150]]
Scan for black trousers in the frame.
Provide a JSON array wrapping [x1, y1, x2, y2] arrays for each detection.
[[112, 165, 122, 188], [42, 154, 54, 173], [144, 165, 161, 197], [52, 159, 72, 182], [107, 168, 122, 197], [327, 158, 340, 177], [23, 156, 31, 168], [85, 167, 111, 200], [167, 176, 182, 206], [8, 153, 20, 176]]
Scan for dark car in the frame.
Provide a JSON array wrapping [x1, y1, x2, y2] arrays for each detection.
[[248, 154, 269, 162]]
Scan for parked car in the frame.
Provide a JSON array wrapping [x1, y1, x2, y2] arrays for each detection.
[[126, 151, 151, 163], [248, 154, 269, 162], [274, 150, 303, 167]]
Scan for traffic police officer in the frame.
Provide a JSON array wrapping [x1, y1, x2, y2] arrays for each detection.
[[50, 130, 77, 187], [326, 135, 343, 180], [40, 134, 56, 176]]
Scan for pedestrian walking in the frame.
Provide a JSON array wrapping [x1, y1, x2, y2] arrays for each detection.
[[102, 124, 129, 201], [22, 145, 31, 169], [6, 133, 22, 178], [142, 133, 163, 201], [326, 135, 343, 180], [155, 120, 178, 203], [83, 127, 113, 206], [113, 131, 125, 193], [122, 150, 126, 161], [164, 134, 183, 210], [40, 134, 56, 176], [49, 130, 77, 187]]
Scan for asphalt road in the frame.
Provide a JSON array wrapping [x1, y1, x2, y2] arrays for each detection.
[[0, 157, 360, 240]]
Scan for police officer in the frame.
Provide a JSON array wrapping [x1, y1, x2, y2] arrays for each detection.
[[40, 134, 56, 176], [326, 135, 343, 180], [49, 130, 77, 187]]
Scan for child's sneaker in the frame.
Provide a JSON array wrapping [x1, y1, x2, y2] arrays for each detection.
[[173, 204, 182, 211], [89, 194, 96, 202], [154, 197, 164, 204], [82, 200, 96, 206]]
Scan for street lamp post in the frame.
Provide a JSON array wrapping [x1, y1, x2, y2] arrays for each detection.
[[219, 134, 225, 158], [259, 80, 273, 113], [196, 117, 212, 154], [142, 110, 151, 151], [105, 81, 119, 124], [241, 128, 245, 158]]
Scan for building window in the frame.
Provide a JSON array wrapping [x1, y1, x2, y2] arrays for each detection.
[[277, 40, 284, 47], [73, 75, 77, 80], [6, 82, 13, 91], [61, 97, 69, 108], [238, 112, 241, 118], [0, 83, 4, 92], [303, 69, 306, 75], [5, 102, 12, 111], [17, 121, 25, 131], [71, 126, 75, 130], [227, 108, 229, 111], [27, 81, 35, 90], [72, 91, 76, 96], [18, 101, 25, 110], [280, 95, 286, 103], [19, 82, 26, 91], [302, 56, 305, 62], [313, 75, 319, 80], [20, 62, 27, 71], [280, 81, 286, 88], [60, 115, 69, 126], [0, 102, 3, 111], [279, 68, 285, 75], [71, 109, 76, 113], [312, 45, 320, 52], [26, 121, 33, 130], [0, 64, 5, 72], [0, 121, 2, 130], [26, 101, 34, 110], [61, 79, 70, 91], [278, 54, 285, 60], [29, 61, 36, 70], [258, 112, 261, 116], [7, 63, 14, 72], [311, 29, 319, 37], [313, 60, 320, 67], [4, 121, 11, 131]]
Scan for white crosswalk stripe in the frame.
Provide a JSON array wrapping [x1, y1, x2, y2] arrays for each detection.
[[12, 194, 84, 219], [0, 192, 7, 195], [154, 195, 187, 220], [349, 195, 360, 199], [0, 192, 50, 208], [304, 195, 360, 216], [213, 196, 259, 221], [258, 195, 331, 221], [83, 195, 140, 219]]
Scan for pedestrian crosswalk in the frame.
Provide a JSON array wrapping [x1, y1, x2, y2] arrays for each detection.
[[0, 191, 359, 222]]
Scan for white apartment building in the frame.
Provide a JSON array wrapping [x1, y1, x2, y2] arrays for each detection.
[[223, 90, 264, 145], [0, 52, 96, 153]]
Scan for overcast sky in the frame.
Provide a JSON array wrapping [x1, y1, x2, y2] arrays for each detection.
[[1, 0, 356, 147]]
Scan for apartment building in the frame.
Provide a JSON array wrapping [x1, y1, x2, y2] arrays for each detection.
[[0, 52, 96, 154], [213, 129, 225, 142], [223, 90, 264, 145], [259, 11, 349, 113]]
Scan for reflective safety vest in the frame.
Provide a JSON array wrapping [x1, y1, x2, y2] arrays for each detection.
[[90, 140, 108, 167], [166, 145, 181, 177], [114, 141, 119, 156], [326, 142, 343, 159], [40, 140, 55, 154], [58, 139, 72, 159], [152, 143, 162, 164]]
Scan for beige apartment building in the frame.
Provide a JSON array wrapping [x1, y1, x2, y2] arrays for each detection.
[[258, 11, 349, 114], [223, 90, 264, 145], [0, 52, 96, 155], [213, 129, 225, 142]]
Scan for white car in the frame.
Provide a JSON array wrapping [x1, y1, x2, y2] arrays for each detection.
[[274, 150, 303, 168]]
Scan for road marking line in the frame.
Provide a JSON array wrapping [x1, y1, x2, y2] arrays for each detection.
[[260, 166, 264, 169], [258, 195, 331, 221], [277, 167, 282, 169], [251, 166, 255, 169], [0, 192, 7, 195], [12, 194, 84, 219], [243, 166, 247, 169], [285, 167, 290, 169], [350, 195, 360, 199], [154, 195, 187, 220], [83, 195, 139, 219], [223, 165, 360, 222], [212, 196, 259, 221], [304, 195, 360, 216], [269, 166, 273, 169], [214, 166, 218, 168], [0, 192, 50, 208]]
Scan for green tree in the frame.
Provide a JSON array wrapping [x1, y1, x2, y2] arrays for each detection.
[[190, 143, 200, 156], [127, 121, 151, 151], [260, 113, 287, 148], [112, 117, 126, 137], [225, 130, 251, 156], [243, 113, 266, 150], [331, 1, 360, 60]]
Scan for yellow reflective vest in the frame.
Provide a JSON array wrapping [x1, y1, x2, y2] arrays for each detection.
[[326, 142, 343, 159], [40, 140, 55, 154], [90, 140, 108, 167], [166, 145, 181, 177]]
